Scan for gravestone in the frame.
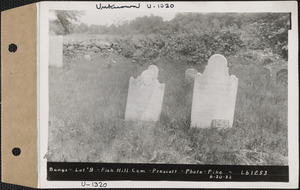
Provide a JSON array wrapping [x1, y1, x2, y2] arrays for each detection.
[[49, 35, 63, 67], [185, 68, 198, 84], [148, 65, 158, 78], [191, 54, 238, 128], [211, 119, 230, 128], [125, 65, 165, 121]]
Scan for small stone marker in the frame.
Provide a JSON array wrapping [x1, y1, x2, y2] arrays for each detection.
[[185, 68, 198, 83], [211, 119, 230, 128], [191, 54, 238, 128], [125, 65, 165, 121], [49, 35, 63, 67]]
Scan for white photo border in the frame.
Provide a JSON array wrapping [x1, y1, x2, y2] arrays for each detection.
[[38, 1, 299, 188]]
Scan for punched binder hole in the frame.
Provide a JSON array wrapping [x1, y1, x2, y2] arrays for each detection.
[[8, 44, 17, 53], [12, 147, 21, 156]]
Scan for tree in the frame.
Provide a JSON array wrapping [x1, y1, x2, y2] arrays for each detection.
[[53, 10, 85, 34], [74, 23, 89, 33], [249, 13, 290, 59], [130, 15, 164, 34]]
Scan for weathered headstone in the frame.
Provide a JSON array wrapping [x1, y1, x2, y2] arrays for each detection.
[[125, 65, 165, 121], [148, 65, 159, 78], [191, 54, 238, 128], [185, 68, 198, 84], [49, 35, 63, 67]]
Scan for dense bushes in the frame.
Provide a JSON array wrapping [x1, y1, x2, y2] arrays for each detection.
[[246, 13, 290, 60], [51, 12, 290, 61], [161, 28, 244, 64], [111, 27, 244, 65]]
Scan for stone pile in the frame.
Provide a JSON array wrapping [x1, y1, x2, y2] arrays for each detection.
[[63, 41, 112, 61]]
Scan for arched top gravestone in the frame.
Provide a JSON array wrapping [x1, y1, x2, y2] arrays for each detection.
[[130, 65, 162, 88], [191, 54, 238, 128], [125, 65, 165, 121], [205, 54, 227, 73], [147, 65, 159, 79], [202, 54, 237, 82], [140, 70, 158, 87]]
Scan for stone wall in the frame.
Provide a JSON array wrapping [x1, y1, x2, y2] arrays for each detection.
[[63, 41, 113, 61]]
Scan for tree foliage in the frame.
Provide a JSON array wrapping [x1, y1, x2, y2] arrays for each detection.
[[50, 12, 290, 60], [52, 10, 85, 34], [248, 13, 290, 59]]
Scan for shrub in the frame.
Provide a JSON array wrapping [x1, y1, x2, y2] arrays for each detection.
[[113, 36, 136, 58], [112, 28, 244, 66], [160, 28, 244, 65], [248, 13, 290, 60]]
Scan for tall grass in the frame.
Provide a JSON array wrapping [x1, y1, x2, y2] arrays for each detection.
[[47, 52, 287, 165]]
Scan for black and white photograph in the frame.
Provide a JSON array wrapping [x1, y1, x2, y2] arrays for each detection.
[[37, 1, 298, 188]]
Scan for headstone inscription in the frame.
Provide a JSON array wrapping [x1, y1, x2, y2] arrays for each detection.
[[125, 65, 165, 121], [49, 35, 63, 67], [191, 54, 238, 128]]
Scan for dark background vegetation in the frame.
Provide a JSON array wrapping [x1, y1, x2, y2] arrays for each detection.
[[48, 11, 289, 165], [51, 11, 290, 63]]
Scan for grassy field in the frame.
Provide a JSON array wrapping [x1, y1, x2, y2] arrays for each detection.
[[47, 50, 288, 165]]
